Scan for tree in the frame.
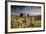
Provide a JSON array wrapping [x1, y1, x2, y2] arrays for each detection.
[[20, 13, 23, 17], [27, 14, 29, 16]]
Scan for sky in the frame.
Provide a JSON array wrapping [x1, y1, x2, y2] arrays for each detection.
[[11, 5, 41, 16]]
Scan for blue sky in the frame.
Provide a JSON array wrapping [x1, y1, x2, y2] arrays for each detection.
[[11, 5, 41, 16]]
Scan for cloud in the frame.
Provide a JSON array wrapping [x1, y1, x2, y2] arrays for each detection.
[[11, 6, 41, 16]]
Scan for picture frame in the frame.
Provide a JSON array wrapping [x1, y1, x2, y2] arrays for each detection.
[[5, 1, 45, 33]]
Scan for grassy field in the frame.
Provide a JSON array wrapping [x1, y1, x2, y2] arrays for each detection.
[[11, 16, 41, 28]]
